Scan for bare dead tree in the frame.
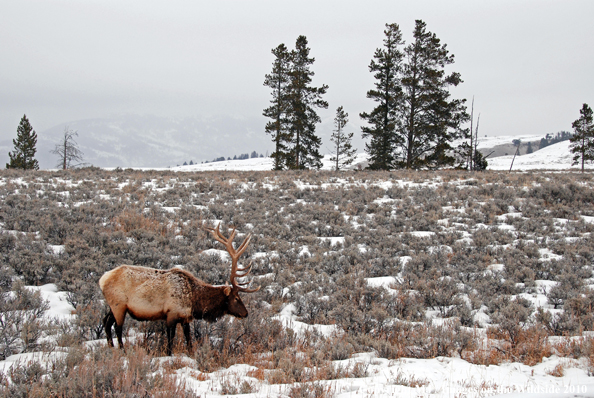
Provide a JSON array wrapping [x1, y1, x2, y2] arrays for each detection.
[[509, 139, 521, 172], [50, 127, 84, 169], [469, 97, 474, 170]]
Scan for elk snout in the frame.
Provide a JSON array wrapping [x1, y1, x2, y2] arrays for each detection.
[[228, 296, 248, 318]]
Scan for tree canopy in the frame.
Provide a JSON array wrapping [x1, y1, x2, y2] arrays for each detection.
[[264, 36, 328, 170], [361, 20, 468, 170], [6, 114, 39, 170], [570, 103, 594, 172]]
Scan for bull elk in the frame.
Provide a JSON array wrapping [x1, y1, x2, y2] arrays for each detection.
[[98, 224, 259, 355]]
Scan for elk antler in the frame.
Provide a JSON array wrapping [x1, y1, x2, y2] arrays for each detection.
[[204, 224, 260, 293]]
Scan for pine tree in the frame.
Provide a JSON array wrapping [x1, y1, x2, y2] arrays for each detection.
[[50, 127, 84, 169], [6, 115, 39, 170], [397, 20, 468, 169], [286, 35, 328, 170], [570, 103, 594, 172], [330, 106, 357, 171], [360, 23, 404, 170], [263, 44, 292, 170], [526, 142, 533, 154]]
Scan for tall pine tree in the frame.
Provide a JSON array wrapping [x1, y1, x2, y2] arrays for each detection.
[[360, 23, 404, 170], [263, 44, 292, 170], [6, 115, 39, 170], [570, 103, 594, 172], [330, 106, 357, 171], [286, 35, 328, 170], [361, 21, 467, 170], [398, 20, 468, 169]]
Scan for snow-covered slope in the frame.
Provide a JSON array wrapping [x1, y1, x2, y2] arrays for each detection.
[[3, 285, 594, 398], [488, 140, 588, 171], [170, 153, 369, 172], [172, 139, 581, 172]]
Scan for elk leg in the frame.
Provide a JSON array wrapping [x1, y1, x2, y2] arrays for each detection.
[[111, 307, 127, 351], [103, 310, 116, 347], [166, 321, 177, 356], [115, 323, 125, 350], [183, 322, 192, 350]]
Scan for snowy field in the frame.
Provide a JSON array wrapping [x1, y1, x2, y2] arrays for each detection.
[[168, 138, 590, 173], [487, 140, 590, 171], [2, 285, 594, 397], [2, 138, 594, 397]]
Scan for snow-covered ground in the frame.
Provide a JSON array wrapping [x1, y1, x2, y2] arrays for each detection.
[[474, 134, 542, 150], [2, 285, 594, 397], [169, 153, 369, 172], [168, 138, 587, 172], [487, 140, 590, 171], [3, 139, 594, 397]]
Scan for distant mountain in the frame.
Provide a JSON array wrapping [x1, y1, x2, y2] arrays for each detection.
[[33, 115, 272, 169], [2, 118, 581, 171]]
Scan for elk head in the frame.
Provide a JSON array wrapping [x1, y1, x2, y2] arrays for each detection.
[[204, 224, 260, 318]]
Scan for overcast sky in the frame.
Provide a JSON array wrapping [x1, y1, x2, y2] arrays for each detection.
[[1, 1, 593, 147]]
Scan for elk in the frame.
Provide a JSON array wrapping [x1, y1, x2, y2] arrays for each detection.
[[98, 224, 259, 355]]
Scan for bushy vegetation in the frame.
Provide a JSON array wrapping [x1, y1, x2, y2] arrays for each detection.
[[1, 167, 594, 395]]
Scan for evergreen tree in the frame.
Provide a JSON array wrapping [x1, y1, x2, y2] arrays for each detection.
[[472, 151, 488, 171], [6, 115, 39, 170], [570, 103, 594, 172], [361, 21, 467, 170], [286, 35, 328, 170], [397, 20, 468, 169], [330, 106, 357, 171], [360, 23, 404, 170], [50, 127, 84, 169], [263, 44, 292, 170], [526, 142, 533, 154]]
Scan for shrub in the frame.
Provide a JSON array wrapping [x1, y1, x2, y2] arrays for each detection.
[[0, 282, 49, 359]]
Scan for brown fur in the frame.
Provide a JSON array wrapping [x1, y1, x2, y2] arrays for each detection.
[[99, 265, 248, 355]]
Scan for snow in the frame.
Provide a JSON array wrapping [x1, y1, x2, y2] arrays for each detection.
[[366, 276, 398, 289], [177, 353, 594, 397], [273, 303, 341, 338], [488, 140, 592, 171], [15, 283, 594, 398], [200, 248, 231, 262], [26, 284, 75, 321], [318, 237, 345, 246], [48, 244, 65, 255], [4, 137, 594, 396], [170, 153, 368, 172], [160, 136, 583, 172], [409, 231, 436, 238]]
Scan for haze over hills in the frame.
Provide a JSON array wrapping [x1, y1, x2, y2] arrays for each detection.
[[0, 114, 579, 171], [4, 115, 273, 169]]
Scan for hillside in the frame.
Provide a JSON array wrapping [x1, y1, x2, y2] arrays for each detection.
[[172, 138, 581, 172], [1, 113, 578, 171], [28, 115, 271, 169]]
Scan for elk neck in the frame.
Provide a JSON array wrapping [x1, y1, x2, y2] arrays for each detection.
[[191, 281, 230, 322]]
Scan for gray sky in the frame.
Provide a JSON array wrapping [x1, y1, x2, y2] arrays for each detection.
[[1, 0, 593, 149]]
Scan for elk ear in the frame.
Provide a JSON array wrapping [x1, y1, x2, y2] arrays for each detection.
[[223, 284, 232, 296]]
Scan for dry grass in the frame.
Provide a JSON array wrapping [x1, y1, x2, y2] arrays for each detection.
[[390, 369, 430, 387], [2, 168, 594, 392], [547, 363, 565, 377], [113, 209, 170, 236], [0, 345, 198, 398]]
